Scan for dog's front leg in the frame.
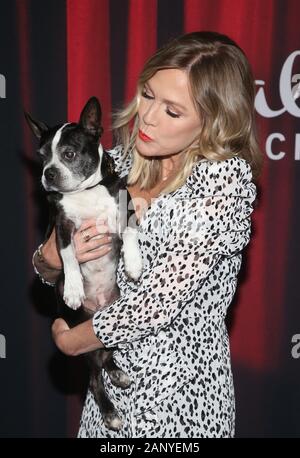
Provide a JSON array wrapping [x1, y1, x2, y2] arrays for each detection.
[[118, 188, 143, 281], [56, 215, 85, 310], [122, 227, 143, 281]]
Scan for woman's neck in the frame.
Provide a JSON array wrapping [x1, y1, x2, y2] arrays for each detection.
[[160, 155, 183, 180], [127, 173, 174, 224], [127, 153, 184, 223]]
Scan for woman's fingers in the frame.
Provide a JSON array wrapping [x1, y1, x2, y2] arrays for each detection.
[[75, 220, 108, 248], [85, 234, 112, 252], [77, 243, 112, 263], [79, 217, 108, 234], [79, 223, 109, 242], [73, 218, 112, 262], [78, 218, 97, 231]]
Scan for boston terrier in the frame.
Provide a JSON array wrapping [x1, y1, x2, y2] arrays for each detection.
[[25, 96, 143, 431]]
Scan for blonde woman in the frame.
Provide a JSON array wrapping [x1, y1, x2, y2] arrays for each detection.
[[34, 31, 263, 438]]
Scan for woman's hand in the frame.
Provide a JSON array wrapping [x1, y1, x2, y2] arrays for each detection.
[[73, 218, 112, 264], [41, 218, 112, 268]]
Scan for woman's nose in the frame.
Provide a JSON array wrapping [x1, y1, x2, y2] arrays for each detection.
[[142, 101, 158, 126]]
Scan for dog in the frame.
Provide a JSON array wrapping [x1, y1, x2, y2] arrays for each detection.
[[25, 96, 143, 431]]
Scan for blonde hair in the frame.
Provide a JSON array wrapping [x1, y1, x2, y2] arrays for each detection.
[[113, 31, 263, 194]]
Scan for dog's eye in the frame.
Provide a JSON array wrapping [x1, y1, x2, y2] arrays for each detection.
[[64, 151, 76, 160]]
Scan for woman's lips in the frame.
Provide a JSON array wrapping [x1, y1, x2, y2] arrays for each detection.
[[138, 129, 153, 142]]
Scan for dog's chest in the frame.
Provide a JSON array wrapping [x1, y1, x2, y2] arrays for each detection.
[[60, 186, 117, 227]]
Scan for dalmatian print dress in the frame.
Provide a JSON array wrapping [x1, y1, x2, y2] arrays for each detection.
[[78, 146, 257, 438]]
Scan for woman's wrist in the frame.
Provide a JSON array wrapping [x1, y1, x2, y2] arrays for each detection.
[[40, 240, 62, 270]]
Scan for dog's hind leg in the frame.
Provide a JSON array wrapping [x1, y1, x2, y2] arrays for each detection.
[[102, 350, 131, 389], [88, 350, 124, 431], [89, 368, 124, 431]]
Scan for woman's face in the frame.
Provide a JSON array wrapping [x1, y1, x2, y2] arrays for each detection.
[[136, 69, 201, 159]]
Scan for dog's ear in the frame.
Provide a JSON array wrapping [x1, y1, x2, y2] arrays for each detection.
[[24, 112, 49, 139], [79, 97, 103, 138]]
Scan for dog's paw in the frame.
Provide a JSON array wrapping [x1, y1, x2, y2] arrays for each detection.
[[63, 275, 86, 310], [63, 289, 86, 310], [108, 369, 132, 389], [103, 411, 123, 431], [125, 256, 143, 281]]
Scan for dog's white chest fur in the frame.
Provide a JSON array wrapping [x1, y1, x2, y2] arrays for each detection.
[[61, 185, 117, 230]]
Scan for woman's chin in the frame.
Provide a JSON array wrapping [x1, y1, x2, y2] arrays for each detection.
[[136, 140, 157, 157]]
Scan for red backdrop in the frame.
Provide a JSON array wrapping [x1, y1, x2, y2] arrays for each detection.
[[3, 0, 298, 438]]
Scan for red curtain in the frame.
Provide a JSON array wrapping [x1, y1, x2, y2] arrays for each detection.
[[67, 0, 112, 146], [125, 0, 157, 102]]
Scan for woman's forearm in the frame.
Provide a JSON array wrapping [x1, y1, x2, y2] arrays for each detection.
[[42, 229, 62, 269], [32, 244, 62, 285], [32, 226, 63, 285], [52, 318, 104, 356]]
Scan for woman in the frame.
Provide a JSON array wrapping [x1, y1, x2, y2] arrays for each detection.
[[33, 31, 263, 438]]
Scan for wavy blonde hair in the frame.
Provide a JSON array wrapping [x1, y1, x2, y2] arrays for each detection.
[[113, 31, 263, 194]]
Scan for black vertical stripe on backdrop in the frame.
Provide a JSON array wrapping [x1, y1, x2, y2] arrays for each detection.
[[110, 0, 129, 132], [0, 0, 31, 438], [28, 0, 68, 438], [0, 0, 67, 438], [157, 0, 183, 48], [29, 0, 67, 125], [27, 0, 68, 438]]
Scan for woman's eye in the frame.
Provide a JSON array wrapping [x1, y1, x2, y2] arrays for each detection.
[[166, 108, 180, 118], [142, 90, 154, 100], [64, 151, 76, 160]]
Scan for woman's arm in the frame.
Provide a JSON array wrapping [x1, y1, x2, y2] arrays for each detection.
[[32, 228, 63, 285], [52, 318, 104, 356]]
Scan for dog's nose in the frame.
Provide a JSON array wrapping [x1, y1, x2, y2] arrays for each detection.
[[44, 168, 57, 182]]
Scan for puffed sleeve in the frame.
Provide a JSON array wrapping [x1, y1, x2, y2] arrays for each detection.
[[92, 157, 257, 350]]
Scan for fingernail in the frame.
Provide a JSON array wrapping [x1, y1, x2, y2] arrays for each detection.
[[107, 236, 112, 241]]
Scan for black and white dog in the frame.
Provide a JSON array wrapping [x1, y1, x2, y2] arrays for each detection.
[[25, 97, 143, 431]]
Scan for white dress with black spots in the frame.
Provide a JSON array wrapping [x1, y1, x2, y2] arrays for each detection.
[[78, 146, 257, 438]]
